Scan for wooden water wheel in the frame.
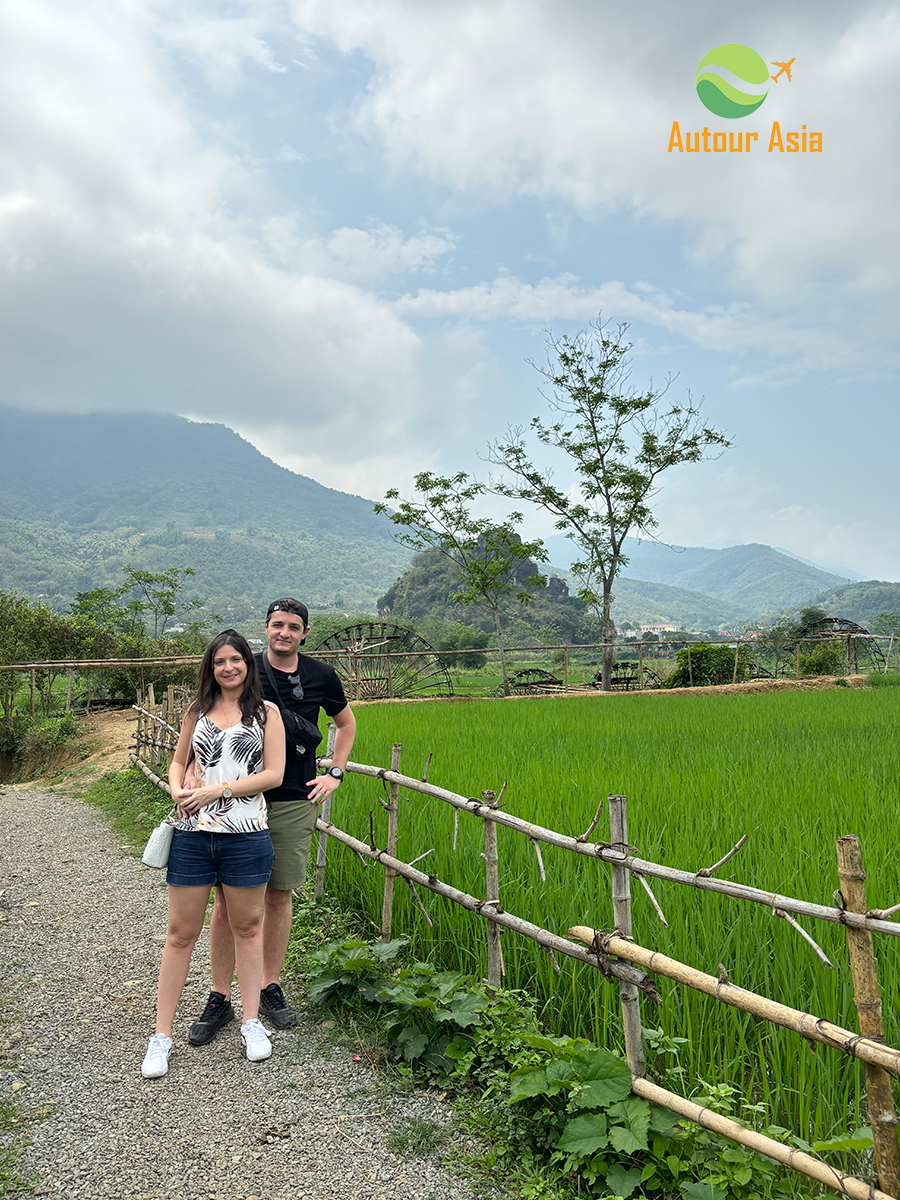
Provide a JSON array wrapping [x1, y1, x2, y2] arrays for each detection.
[[312, 621, 454, 700]]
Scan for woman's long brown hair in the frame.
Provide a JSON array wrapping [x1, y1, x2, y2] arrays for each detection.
[[190, 630, 266, 726]]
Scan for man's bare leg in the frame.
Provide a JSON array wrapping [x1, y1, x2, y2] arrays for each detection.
[[209, 886, 236, 997], [258, 885, 298, 1028], [261, 885, 293, 987], [187, 887, 237, 1046]]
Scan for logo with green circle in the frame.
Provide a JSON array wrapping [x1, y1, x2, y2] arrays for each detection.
[[696, 44, 769, 118]]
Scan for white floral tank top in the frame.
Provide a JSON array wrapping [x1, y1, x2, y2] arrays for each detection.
[[181, 706, 271, 834]]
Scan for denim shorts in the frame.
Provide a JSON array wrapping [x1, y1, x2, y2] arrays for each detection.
[[167, 828, 274, 888]]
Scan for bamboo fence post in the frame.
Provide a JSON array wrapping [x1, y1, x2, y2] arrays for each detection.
[[314, 723, 337, 898], [638, 642, 644, 689], [563, 647, 569, 690], [65, 669, 73, 713], [796, 644, 801, 679], [380, 743, 403, 941], [835, 835, 900, 1196], [483, 788, 503, 987], [151, 714, 161, 774], [386, 653, 394, 700], [29, 669, 35, 715], [609, 794, 646, 1078], [732, 640, 741, 684], [687, 645, 693, 688], [147, 683, 156, 710]]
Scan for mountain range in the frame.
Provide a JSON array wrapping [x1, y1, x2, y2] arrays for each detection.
[[0, 409, 897, 631], [0, 409, 411, 616]]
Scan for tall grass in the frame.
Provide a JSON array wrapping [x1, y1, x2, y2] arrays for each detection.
[[324, 688, 900, 1142]]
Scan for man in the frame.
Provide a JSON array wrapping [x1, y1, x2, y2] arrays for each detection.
[[188, 598, 356, 1042]]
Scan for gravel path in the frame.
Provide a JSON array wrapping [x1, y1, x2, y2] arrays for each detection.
[[0, 785, 475, 1200]]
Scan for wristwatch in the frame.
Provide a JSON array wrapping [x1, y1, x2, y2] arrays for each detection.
[[222, 785, 233, 799], [327, 767, 344, 781]]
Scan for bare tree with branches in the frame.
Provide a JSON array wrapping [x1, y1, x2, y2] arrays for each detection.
[[487, 319, 731, 691]]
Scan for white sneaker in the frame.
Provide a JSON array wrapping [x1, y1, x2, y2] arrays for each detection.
[[141, 1034, 173, 1078], [241, 1018, 272, 1062]]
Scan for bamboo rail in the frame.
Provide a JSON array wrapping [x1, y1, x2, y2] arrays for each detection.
[[567, 927, 900, 1076], [633, 1077, 894, 1200], [313, 819, 658, 996], [325, 760, 900, 939]]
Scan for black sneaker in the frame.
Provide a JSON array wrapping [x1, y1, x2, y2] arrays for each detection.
[[258, 982, 297, 1029], [188, 991, 235, 1046]]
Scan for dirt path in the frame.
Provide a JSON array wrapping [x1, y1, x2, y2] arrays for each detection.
[[0, 780, 473, 1200]]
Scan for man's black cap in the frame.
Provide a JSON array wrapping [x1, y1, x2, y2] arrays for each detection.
[[266, 598, 309, 625]]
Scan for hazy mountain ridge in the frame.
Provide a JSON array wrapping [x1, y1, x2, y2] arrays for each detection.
[[544, 534, 852, 615], [0, 410, 410, 613], [1, 410, 893, 630]]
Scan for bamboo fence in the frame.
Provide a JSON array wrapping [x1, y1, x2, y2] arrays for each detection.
[[4, 628, 899, 712], [130, 703, 900, 1199]]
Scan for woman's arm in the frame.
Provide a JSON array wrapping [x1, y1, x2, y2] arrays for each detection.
[[168, 709, 199, 805], [174, 704, 285, 816]]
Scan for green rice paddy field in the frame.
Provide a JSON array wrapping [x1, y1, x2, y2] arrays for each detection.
[[324, 687, 900, 1143]]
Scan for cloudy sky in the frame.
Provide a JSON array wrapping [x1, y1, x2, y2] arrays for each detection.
[[2, 0, 898, 577]]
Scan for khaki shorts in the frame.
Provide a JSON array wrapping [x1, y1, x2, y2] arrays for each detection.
[[266, 799, 320, 891]]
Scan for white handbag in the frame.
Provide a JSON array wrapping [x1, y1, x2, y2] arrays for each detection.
[[142, 808, 178, 868]]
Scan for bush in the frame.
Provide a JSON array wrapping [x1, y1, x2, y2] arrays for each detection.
[[799, 639, 846, 677], [0, 712, 79, 763], [419, 619, 490, 669], [661, 643, 750, 689]]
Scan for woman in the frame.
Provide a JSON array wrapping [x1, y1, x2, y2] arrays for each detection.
[[142, 630, 285, 1079]]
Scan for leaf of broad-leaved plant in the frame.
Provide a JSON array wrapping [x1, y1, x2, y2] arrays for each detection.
[[545, 1060, 577, 1092], [648, 1103, 678, 1134], [375, 983, 420, 1006], [510, 1068, 549, 1102], [607, 1097, 651, 1154], [396, 1027, 429, 1061], [521, 1032, 590, 1052], [306, 975, 342, 1005], [557, 1113, 609, 1156], [812, 1126, 873, 1153], [680, 1181, 727, 1200], [569, 1048, 633, 1108], [606, 1162, 643, 1198], [370, 937, 408, 961], [440, 993, 487, 1027]]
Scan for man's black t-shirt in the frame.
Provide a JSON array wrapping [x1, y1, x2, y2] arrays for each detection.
[[255, 652, 348, 800]]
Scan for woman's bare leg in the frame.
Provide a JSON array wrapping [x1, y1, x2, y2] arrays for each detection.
[[155, 885, 211, 1036], [221, 883, 267, 1022]]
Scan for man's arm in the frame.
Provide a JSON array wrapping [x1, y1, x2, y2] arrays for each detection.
[[307, 705, 356, 805]]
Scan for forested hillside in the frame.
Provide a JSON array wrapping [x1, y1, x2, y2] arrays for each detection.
[[378, 549, 753, 637], [0, 410, 410, 614]]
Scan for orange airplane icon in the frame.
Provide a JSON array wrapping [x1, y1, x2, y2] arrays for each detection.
[[770, 58, 795, 83]]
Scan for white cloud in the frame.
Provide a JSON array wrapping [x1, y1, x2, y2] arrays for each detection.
[[395, 272, 897, 381], [288, 0, 900, 315], [0, 0, 440, 466], [292, 219, 456, 282], [160, 15, 291, 92]]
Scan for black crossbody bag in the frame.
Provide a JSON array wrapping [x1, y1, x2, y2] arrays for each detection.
[[260, 654, 324, 758]]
